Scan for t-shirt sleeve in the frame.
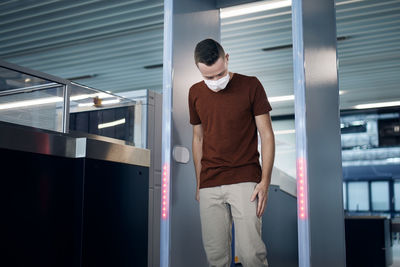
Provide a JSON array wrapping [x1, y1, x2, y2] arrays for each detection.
[[188, 88, 201, 125], [251, 78, 272, 116]]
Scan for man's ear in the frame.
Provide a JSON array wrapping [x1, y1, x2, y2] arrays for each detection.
[[225, 53, 229, 62]]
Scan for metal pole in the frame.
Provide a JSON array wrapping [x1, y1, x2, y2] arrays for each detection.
[[62, 83, 71, 133], [291, 0, 347, 266], [160, 0, 173, 265]]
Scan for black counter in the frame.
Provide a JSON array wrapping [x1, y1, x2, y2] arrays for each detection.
[[0, 122, 150, 267]]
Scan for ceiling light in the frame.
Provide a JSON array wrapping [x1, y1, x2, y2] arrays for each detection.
[[350, 120, 365, 126], [336, 0, 364, 6], [274, 129, 295, 135], [98, 118, 126, 129], [0, 97, 63, 110], [269, 90, 345, 103], [102, 99, 120, 105], [77, 98, 120, 108], [269, 95, 294, 103], [70, 92, 114, 101], [220, 0, 292, 19], [354, 101, 400, 109], [78, 102, 94, 107]]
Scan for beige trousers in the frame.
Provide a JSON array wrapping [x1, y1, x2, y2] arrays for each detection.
[[199, 182, 268, 267]]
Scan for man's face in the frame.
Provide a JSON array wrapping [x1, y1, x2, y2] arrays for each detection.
[[197, 54, 229, 81]]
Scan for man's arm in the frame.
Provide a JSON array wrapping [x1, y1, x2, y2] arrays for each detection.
[[192, 124, 203, 201], [251, 113, 275, 217]]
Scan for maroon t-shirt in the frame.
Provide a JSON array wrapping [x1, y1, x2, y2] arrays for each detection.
[[188, 73, 272, 189]]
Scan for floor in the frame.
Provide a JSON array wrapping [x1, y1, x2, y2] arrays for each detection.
[[391, 239, 400, 267], [233, 238, 400, 267]]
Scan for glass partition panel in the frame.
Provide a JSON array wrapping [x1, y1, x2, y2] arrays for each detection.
[[0, 66, 52, 91], [395, 181, 400, 211], [371, 181, 389, 211], [0, 66, 65, 132], [348, 181, 369, 211], [271, 118, 296, 179], [68, 83, 138, 145], [69, 83, 133, 113]]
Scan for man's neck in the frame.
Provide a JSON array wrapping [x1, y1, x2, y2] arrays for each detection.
[[229, 71, 234, 81]]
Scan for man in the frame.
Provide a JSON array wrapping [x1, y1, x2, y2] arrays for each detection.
[[188, 38, 275, 267]]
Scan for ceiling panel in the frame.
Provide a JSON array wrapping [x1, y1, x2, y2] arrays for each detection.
[[0, 0, 164, 93], [221, 0, 400, 115], [0, 0, 399, 115]]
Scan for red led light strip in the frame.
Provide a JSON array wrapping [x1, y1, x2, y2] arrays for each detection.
[[297, 157, 308, 220], [162, 163, 169, 220]]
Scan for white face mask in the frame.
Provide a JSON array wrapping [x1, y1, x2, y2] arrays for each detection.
[[204, 72, 230, 92]]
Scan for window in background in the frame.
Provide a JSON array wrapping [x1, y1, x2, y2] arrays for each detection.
[[269, 119, 296, 179], [348, 182, 369, 211], [371, 181, 390, 211], [395, 181, 400, 211]]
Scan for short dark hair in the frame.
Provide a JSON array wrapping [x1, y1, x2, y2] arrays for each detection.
[[194, 39, 225, 66]]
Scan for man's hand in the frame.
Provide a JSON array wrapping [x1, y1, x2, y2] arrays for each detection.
[[250, 182, 269, 218], [253, 113, 274, 218]]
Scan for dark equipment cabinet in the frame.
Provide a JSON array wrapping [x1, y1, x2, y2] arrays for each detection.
[[0, 122, 150, 267], [345, 217, 393, 267], [82, 159, 149, 267], [0, 148, 85, 267]]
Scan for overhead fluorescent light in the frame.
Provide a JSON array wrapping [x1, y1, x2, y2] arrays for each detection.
[[0, 92, 118, 110], [350, 120, 365, 126], [77, 98, 120, 107], [386, 157, 400, 164], [354, 101, 400, 109], [336, 0, 364, 6], [78, 102, 94, 107], [220, 0, 360, 19], [98, 118, 126, 129], [342, 157, 400, 166], [274, 129, 295, 135], [269, 91, 345, 103], [101, 99, 120, 105], [0, 96, 63, 110], [220, 0, 292, 19], [269, 95, 294, 103], [70, 92, 114, 101]]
